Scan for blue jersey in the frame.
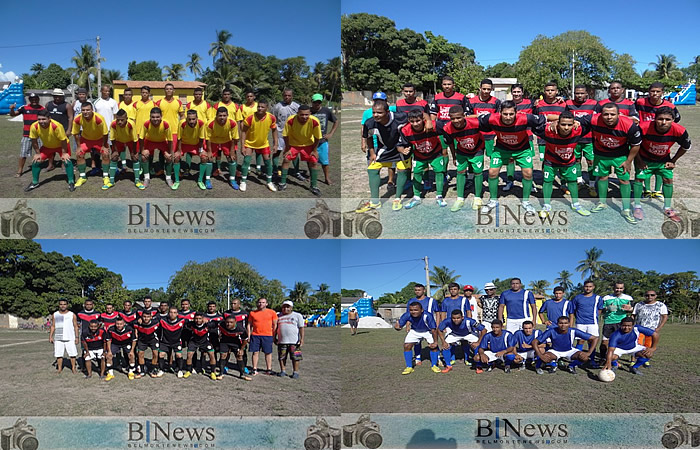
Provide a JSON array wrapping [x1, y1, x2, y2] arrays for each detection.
[[398, 311, 436, 333], [513, 329, 543, 352], [537, 327, 591, 352], [479, 331, 514, 353], [441, 296, 470, 316], [499, 289, 536, 320], [438, 317, 484, 337], [609, 325, 655, 350], [539, 299, 573, 326], [571, 293, 604, 325], [406, 297, 439, 318]]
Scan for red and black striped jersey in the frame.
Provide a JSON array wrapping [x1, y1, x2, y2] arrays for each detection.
[[596, 98, 638, 118], [137, 307, 158, 320], [188, 322, 211, 345], [178, 310, 196, 323], [396, 98, 429, 115], [580, 114, 642, 157], [639, 121, 691, 162], [77, 309, 101, 334], [134, 321, 159, 341], [478, 113, 546, 152], [533, 122, 592, 166], [223, 310, 248, 327], [635, 97, 681, 123], [398, 124, 442, 161], [534, 99, 566, 118], [106, 326, 135, 344], [218, 322, 246, 340], [515, 99, 535, 138], [565, 99, 597, 142], [119, 310, 138, 328], [159, 317, 185, 344], [430, 92, 470, 123], [81, 328, 106, 350], [468, 96, 501, 139], [100, 311, 119, 331], [16, 104, 46, 137], [439, 119, 484, 156], [203, 312, 224, 334]]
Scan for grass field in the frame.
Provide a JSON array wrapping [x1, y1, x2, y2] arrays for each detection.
[[341, 106, 700, 202], [1, 115, 341, 199], [341, 323, 700, 414], [0, 327, 339, 416]]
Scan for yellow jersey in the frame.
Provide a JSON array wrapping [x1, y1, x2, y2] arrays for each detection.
[[156, 98, 185, 135], [140, 120, 173, 142], [110, 120, 138, 144], [240, 102, 258, 121], [179, 119, 206, 146], [206, 118, 239, 144], [186, 100, 214, 123], [243, 112, 276, 149], [118, 100, 138, 123], [283, 115, 322, 147], [72, 113, 108, 141], [134, 99, 156, 134], [29, 120, 67, 149], [213, 101, 242, 122]]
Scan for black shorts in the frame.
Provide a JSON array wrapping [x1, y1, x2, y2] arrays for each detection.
[[278, 343, 302, 361], [137, 339, 159, 352], [208, 335, 220, 348], [219, 340, 242, 354], [159, 341, 183, 354], [110, 343, 133, 355], [188, 341, 214, 353], [349, 318, 359, 327], [602, 323, 621, 339]]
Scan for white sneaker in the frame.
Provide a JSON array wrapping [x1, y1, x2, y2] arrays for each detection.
[[267, 182, 277, 192], [522, 201, 536, 213], [177, 370, 184, 378], [503, 181, 514, 191], [239, 181, 247, 192], [481, 199, 498, 213]]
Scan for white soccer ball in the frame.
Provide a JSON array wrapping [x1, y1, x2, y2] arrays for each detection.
[[598, 369, 616, 382]]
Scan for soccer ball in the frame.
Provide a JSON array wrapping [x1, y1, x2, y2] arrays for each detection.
[[598, 369, 616, 382]]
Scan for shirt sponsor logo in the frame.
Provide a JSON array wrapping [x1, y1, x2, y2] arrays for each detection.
[[648, 143, 669, 155], [500, 134, 519, 145], [458, 137, 476, 149], [600, 136, 621, 148]]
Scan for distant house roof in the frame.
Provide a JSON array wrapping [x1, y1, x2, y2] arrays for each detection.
[[113, 80, 206, 89], [488, 78, 518, 85]]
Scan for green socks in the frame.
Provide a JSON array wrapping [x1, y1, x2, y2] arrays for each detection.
[[543, 182, 553, 205], [31, 161, 42, 184], [395, 170, 408, 198], [78, 163, 87, 179], [367, 169, 380, 202], [598, 179, 609, 203], [109, 161, 117, 183], [227, 160, 237, 179], [522, 178, 532, 201], [282, 168, 289, 185], [64, 160, 74, 184], [133, 161, 141, 183], [173, 162, 180, 182], [265, 159, 273, 182], [488, 177, 498, 200], [435, 171, 444, 196], [663, 183, 673, 209], [474, 173, 483, 197], [568, 181, 579, 203], [412, 170, 424, 197], [456, 173, 465, 199], [205, 162, 213, 178], [620, 182, 631, 210], [241, 155, 252, 180], [198, 162, 206, 182], [633, 181, 644, 207], [311, 168, 319, 188]]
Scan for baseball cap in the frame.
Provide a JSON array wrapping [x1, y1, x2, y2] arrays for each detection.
[[372, 91, 387, 100], [51, 88, 65, 96], [311, 93, 323, 102], [282, 300, 293, 307], [28, 93, 39, 99], [77, 87, 88, 94], [463, 285, 474, 291], [484, 282, 496, 290]]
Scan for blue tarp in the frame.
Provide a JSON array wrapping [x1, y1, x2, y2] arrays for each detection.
[[0, 82, 25, 114]]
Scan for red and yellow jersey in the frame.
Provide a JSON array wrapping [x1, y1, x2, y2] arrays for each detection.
[[155, 98, 184, 134], [186, 100, 214, 123], [213, 101, 242, 122], [134, 99, 156, 134], [179, 119, 206, 146], [140, 120, 173, 142], [118, 100, 138, 123], [240, 102, 258, 121], [282, 115, 322, 147], [29, 120, 67, 149], [243, 112, 276, 148], [110, 120, 138, 144], [206, 118, 239, 144], [72, 113, 108, 141]]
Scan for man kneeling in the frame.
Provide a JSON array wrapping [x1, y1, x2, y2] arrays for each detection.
[[533, 316, 597, 375], [603, 316, 658, 375]]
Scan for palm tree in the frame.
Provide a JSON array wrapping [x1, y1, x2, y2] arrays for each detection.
[[576, 247, 607, 280], [209, 30, 232, 64], [71, 44, 103, 90], [429, 265, 460, 300], [30, 63, 45, 75], [528, 280, 550, 297], [163, 63, 184, 81], [210, 65, 241, 100], [323, 57, 342, 101], [312, 62, 325, 90], [471, 287, 483, 296], [650, 54, 679, 79], [102, 69, 123, 86], [289, 281, 312, 304], [186, 53, 203, 79], [554, 270, 574, 294]]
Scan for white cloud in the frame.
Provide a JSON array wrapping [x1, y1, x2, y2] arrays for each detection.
[[0, 71, 18, 82]]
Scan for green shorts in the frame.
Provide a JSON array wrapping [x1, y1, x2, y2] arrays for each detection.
[[529, 139, 535, 158], [456, 153, 484, 173], [413, 155, 446, 174], [543, 164, 578, 183], [490, 148, 533, 169], [635, 159, 673, 180], [538, 144, 546, 157], [575, 143, 594, 161], [485, 139, 495, 157], [438, 135, 457, 150], [592, 155, 630, 181]]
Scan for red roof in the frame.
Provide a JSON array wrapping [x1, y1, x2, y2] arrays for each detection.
[[113, 80, 206, 89]]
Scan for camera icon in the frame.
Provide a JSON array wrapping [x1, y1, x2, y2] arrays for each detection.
[[662, 415, 700, 448], [1, 200, 38, 240], [304, 200, 383, 239], [342, 414, 383, 449], [1, 418, 38, 450], [304, 418, 341, 450], [661, 207, 700, 239]]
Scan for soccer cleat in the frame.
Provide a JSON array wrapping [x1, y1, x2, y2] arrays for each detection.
[[401, 367, 414, 375], [567, 365, 577, 374], [75, 178, 88, 187], [591, 203, 607, 213], [404, 198, 421, 209], [277, 182, 288, 191], [171, 181, 180, 190], [540, 204, 552, 218], [277, 371, 288, 377], [644, 361, 651, 367], [431, 365, 441, 374], [571, 203, 591, 216], [166, 178, 174, 188], [503, 181, 514, 192], [475, 367, 484, 374], [486, 365, 493, 372], [210, 372, 217, 381], [229, 180, 239, 190], [536, 368, 544, 375], [392, 199, 403, 211], [441, 366, 453, 374], [183, 371, 191, 378], [84, 374, 92, 379], [310, 187, 321, 196], [521, 201, 536, 214], [155, 370, 164, 378], [547, 366, 557, 374], [239, 181, 247, 192], [134, 372, 142, 379], [105, 373, 114, 382], [436, 196, 447, 207], [24, 183, 40, 192], [128, 372, 135, 380], [472, 198, 483, 210], [198, 181, 206, 190], [177, 370, 184, 378], [68, 183, 75, 192], [651, 191, 664, 200], [266, 182, 277, 192], [294, 172, 307, 182], [102, 181, 114, 190], [135, 182, 145, 190], [633, 206, 644, 221], [481, 199, 498, 214], [355, 201, 380, 213], [630, 367, 643, 375], [450, 199, 465, 212], [464, 360, 471, 367], [102, 176, 110, 186], [664, 208, 681, 223], [290, 372, 299, 379], [216, 373, 224, 380], [450, 360, 456, 366], [142, 178, 150, 189], [622, 209, 637, 224], [519, 363, 526, 371], [205, 180, 213, 190], [241, 375, 253, 381], [504, 365, 511, 374]]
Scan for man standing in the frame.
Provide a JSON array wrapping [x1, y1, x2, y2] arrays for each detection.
[[45, 88, 74, 172], [478, 282, 500, 332], [462, 285, 480, 322], [348, 307, 359, 336], [632, 290, 668, 367], [100, 303, 119, 331], [119, 300, 139, 329], [596, 81, 639, 120], [109, 109, 141, 189], [71, 102, 109, 187], [600, 282, 633, 363], [280, 105, 323, 195], [24, 110, 74, 192], [566, 85, 598, 194], [133, 311, 159, 378], [538, 286, 574, 328], [118, 87, 138, 123], [217, 315, 251, 381], [272, 89, 301, 180], [276, 301, 305, 379], [247, 298, 278, 375], [157, 307, 186, 378], [212, 88, 243, 177], [9, 93, 45, 178], [404, 283, 438, 365], [94, 85, 119, 135], [533, 82, 567, 160], [310, 94, 338, 185], [439, 283, 472, 324], [49, 299, 79, 374], [139, 107, 173, 189], [104, 317, 137, 381], [133, 86, 155, 138], [76, 299, 100, 371], [183, 313, 217, 380], [507, 83, 535, 190], [184, 88, 213, 177], [571, 279, 604, 368], [239, 100, 278, 192], [155, 83, 185, 156], [497, 278, 537, 334], [205, 107, 240, 189], [177, 110, 206, 190], [223, 298, 250, 375], [467, 79, 500, 157]]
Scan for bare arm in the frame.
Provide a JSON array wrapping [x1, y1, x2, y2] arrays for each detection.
[[49, 317, 55, 343], [497, 304, 504, 321], [73, 314, 79, 345]]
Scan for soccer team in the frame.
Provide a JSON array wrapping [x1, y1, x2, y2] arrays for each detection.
[[394, 279, 667, 376], [12, 85, 337, 196], [360, 78, 690, 224], [49, 295, 306, 381]]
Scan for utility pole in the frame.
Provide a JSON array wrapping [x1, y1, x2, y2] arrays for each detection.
[[571, 50, 575, 97], [424, 256, 431, 296], [227, 276, 231, 310], [96, 36, 101, 95]]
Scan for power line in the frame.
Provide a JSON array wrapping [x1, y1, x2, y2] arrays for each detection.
[[362, 262, 425, 293], [341, 258, 424, 269], [0, 38, 94, 49]]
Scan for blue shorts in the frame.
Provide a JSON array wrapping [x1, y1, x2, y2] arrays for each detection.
[[249, 335, 273, 354], [317, 142, 329, 166]]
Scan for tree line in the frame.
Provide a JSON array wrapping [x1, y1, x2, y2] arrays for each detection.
[[0, 241, 339, 319], [342, 13, 700, 98]]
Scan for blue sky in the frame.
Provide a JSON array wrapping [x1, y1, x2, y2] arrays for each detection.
[[342, 0, 700, 74], [1, 0, 339, 81], [36, 240, 340, 292], [341, 240, 700, 298]]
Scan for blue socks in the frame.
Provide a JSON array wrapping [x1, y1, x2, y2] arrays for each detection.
[[632, 357, 649, 369], [612, 360, 619, 367], [403, 351, 413, 368], [429, 350, 439, 367], [442, 348, 453, 366], [413, 343, 422, 360], [569, 360, 582, 368], [535, 357, 542, 368]]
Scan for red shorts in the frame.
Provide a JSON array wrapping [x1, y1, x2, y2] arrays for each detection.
[[39, 145, 71, 161], [113, 141, 138, 155], [286, 145, 317, 163], [181, 143, 201, 155], [172, 133, 178, 148], [142, 140, 171, 154], [78, 137, 104, 156], [250, 146, 271, 155], [209, 141, 235, 157]]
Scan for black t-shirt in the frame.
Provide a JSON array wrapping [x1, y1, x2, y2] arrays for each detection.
[[46, 101, 70, 130], [188, 322, 211, 345], [362, 112, 409, 163], [312, 107, 337, 144]]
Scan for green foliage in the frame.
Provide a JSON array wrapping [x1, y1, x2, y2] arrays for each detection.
[[101, 69, 123, 86], [429, 265, 460, 300], [448, 59, 485, 95], [163, 63, 185, 81], [485, 62, 517, 78], [377, 281, 419, 305], [341, 288, 364, 297], [575, 247, 607, 280], [128, 60, 163, 81], [528, 280, 551, 297]]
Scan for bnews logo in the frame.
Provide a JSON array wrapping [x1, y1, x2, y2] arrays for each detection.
[[475, 417, 569, 445], [127, 420, 215, 447], [127, 203, 216, 234], [477, 203, 569, 227]]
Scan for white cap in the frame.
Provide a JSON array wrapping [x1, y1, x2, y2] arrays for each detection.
[[282, 300, 293, 307], [484, 282, 496, 290]]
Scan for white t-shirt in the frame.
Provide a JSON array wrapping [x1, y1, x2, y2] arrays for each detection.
[[633, 301, 668, 329], [276, 311, 305, 344], [94, 97, 119, 127], [53, 311, 75, 341]]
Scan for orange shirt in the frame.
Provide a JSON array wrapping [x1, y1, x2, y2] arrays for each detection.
[[249, 309, 278, 336]]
